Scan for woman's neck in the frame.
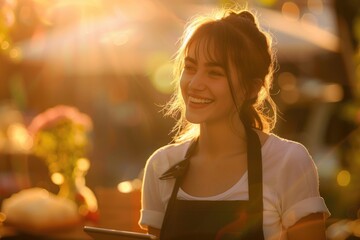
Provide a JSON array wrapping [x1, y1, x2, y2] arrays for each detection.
[[197, 118, 247, 161]]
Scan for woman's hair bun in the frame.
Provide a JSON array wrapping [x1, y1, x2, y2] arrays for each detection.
[[229, 10, 256, 24]]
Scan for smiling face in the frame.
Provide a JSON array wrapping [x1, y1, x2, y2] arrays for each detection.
[[180, 40, 241, 125], [166, 10, 276, 142]]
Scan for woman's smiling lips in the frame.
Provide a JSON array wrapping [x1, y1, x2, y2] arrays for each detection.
[[188, 96, 213, 108]]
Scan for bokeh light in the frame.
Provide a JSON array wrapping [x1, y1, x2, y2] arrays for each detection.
[[322, 83, 343, 103], [278, 72, 300, 104], [301, 13, 318, 26], [151, 62, 174, 94], [307, 0, 324, 14], [281, 1, 300, 21], [0, 0, 358, 236], [1, 3, 16, 27], [9, 47, 23, 62], [117, 178, 142, 193], [78, 186, 98, 212], [131, 178, 142, 190], [1, 41, 10, 50], [7, 123, 33, 152], [77, 158, 90, 172], [277, 72, 297, 91], [337, 170, 351, 187], [51, 172, 65, 185], [117, 181, 133, 193], [301, 79, 322, 99]]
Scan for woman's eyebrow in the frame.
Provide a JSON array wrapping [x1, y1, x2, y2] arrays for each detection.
[[185, 56, 224, 69], [184, 56, 196, 64], [205, 62, 224, 68]]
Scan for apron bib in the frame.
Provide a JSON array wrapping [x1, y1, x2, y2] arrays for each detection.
[[159, 128, 264, 240]]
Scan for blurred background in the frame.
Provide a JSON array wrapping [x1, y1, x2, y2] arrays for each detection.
[[1, 0, 360, 238]]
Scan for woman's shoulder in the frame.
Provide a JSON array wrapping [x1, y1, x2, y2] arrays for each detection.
[[144, 140, 193, 175], [262, 134, 319, 189], [149, 140, 193, 159], [263, 133, 313, 166], [266, 133, 309, 154]]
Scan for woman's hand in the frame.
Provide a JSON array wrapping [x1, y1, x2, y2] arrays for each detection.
[[287, 212, 326, 240]]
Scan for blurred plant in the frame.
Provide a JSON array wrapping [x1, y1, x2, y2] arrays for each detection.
[[28, 105, 98, 222]]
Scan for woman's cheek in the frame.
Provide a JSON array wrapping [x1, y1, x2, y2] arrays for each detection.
[[180, 76, 188, 98]]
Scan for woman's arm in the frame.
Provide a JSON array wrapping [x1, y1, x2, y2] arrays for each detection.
[[148, 227, 161, 238], [287, 212, 326, 240]]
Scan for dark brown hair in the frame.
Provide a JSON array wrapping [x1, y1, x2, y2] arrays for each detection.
[[164, 7, 277, 142]]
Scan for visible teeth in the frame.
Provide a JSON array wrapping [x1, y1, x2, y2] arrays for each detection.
[[189, 96, 212, 104]]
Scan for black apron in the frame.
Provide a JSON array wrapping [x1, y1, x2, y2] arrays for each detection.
[[159, 128, 265, 240]]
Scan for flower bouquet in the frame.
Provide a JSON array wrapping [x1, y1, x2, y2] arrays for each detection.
[[1, 105, 98, 234]]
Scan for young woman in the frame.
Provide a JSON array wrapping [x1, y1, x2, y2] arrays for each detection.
[[139, 7, 330, 240]]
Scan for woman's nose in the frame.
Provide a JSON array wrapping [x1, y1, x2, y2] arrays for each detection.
[[188, 71, 206, 90]]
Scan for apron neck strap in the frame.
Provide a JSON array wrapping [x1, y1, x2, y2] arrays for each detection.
[[245, 127, 263, 215], [160, 128, 263, 202]]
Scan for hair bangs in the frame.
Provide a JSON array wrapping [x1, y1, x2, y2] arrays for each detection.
[[185, 23, 229, 70]]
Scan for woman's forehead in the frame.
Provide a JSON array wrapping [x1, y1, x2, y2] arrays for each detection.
[[186, 37, 221, 63]]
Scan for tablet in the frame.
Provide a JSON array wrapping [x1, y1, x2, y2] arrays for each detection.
[[83, 226, 157, 240]]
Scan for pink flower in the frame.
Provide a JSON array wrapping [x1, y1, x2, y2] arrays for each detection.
[[28, 105, 92, 136]]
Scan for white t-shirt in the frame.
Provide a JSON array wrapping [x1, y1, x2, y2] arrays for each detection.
[[139, 134, 330, 240]]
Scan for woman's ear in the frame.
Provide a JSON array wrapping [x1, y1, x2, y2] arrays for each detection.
[[249, 78, 263, 99]]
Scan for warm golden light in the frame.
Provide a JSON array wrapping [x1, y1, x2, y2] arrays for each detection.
[[256, 0, 278, 7], [78, 204, 89, 216], [100, 30, 130, 46], [278, 72, 299, 104], [7, 123, 33, 152], [77, 158, 90, 172], [0, 212, 6, 223], [326, 220, 352, 240], [117, 181, 133, 193], [1, 41, 10, 50], [51, 172, 64, 185], [301, 13, 318, 26], [322, 83, 343, 102], [132, 178, 142, 190], [337, 170, 351, 187], [282, 2, 300, 21], [307, 0, 324, 14], [79, 186, 98, 211], [277, 72, 297, 91], [9, 47, 22, 62], [151, 62, 174, 94], [353, 220, 360, 237]]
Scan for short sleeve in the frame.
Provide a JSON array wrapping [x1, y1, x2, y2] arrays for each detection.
[[138, 142, 191, 230], [139, 151, 166, 230], [277, 143, 330, 228]]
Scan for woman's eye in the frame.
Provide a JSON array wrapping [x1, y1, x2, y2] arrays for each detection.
[[184, 65, 196, 73], [209, 70, 225, 77]]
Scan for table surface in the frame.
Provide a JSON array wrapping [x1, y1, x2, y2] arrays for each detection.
[[0, 187, 144, 240]]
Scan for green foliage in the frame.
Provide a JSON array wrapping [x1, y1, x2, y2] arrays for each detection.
[[32, 118, 90, 180]]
